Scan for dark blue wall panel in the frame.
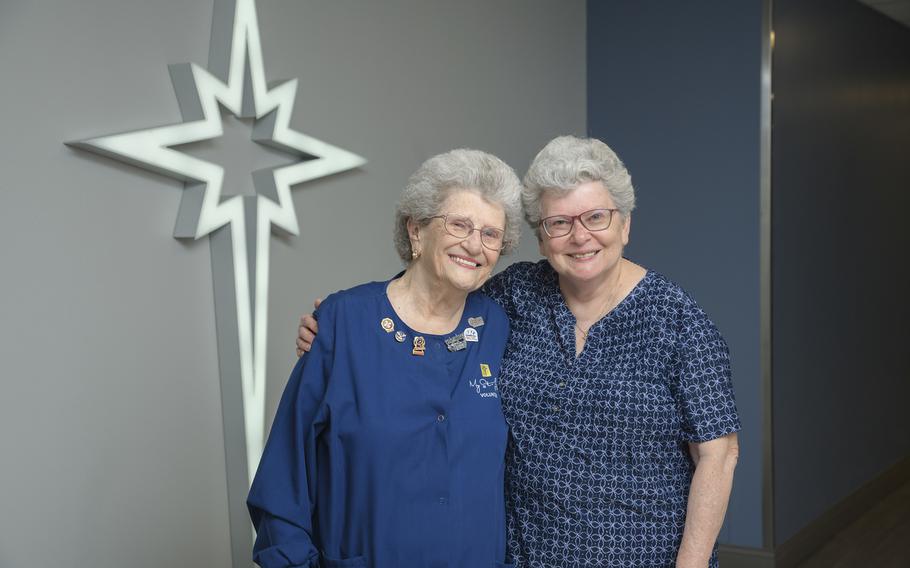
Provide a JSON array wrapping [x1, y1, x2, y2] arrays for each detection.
[[587, 0, 764, 547], [771, 0, 910, 545]]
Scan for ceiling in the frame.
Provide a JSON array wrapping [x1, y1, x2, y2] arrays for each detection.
[[857, 0, 910, 28]]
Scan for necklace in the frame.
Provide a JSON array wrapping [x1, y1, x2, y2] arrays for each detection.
[[573, 265, 624, 341], [574, 307, 610, 340]]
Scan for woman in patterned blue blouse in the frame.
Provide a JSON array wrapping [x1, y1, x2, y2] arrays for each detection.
[[298, 136, 741, 568], [487, 136, 740, 568]]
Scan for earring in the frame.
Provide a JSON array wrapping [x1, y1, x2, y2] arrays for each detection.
[[411, 234, 420, 260]]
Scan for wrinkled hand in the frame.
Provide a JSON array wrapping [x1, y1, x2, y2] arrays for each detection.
[[295, 298, 322, 357]]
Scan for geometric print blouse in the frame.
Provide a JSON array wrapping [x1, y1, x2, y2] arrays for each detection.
[[483, 260, 741, 568]]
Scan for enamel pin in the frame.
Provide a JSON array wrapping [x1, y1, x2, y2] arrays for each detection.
[[445, 334, 467, 352], [412, 336, 426, 356], [463, 328, 479, 342], [468, 316, 485, 327], [480, 363, 492, 377], [395, 330, 407, 343], [380, 317, 395, 333]]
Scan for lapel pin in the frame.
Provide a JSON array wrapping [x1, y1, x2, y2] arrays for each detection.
[[412, 336, 426, 356], [445, 334, 467, 352], [380, 317, 395, 333]]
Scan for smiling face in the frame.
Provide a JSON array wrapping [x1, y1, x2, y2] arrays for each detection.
[[538, 180, 630, 287], [408, 189, 506, 294]]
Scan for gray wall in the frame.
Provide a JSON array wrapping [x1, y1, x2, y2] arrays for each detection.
[[771, 0, 910, 545], [586, 0, 764, 548], [0, 1, 585, 567]]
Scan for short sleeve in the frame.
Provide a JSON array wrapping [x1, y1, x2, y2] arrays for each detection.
[[675, 304, 741, 443]]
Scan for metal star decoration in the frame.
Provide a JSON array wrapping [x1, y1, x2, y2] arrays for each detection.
[[66, 1, 365, 564]]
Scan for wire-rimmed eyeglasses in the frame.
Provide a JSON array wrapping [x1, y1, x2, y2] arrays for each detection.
[[427, 214, 507, 251], [539, 208, 619, 238]]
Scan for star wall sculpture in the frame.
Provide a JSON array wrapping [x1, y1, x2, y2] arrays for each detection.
[[66, 1, 365, 564]]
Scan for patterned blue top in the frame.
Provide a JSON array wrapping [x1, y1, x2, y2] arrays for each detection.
[[484, 260, 741, 568]]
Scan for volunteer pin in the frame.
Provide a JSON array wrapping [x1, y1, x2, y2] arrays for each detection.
[[395, 330, 407, 343], [445, 334, 467, 352], [380, 317, 395, 333], [463, 328, 479, 342], [412, 336, 426, 356], [468, 316, 485, 327], [480, 363, 492, 377]]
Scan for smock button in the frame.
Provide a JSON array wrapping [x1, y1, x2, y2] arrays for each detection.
[[558, 382, 566, 388], [437, 414, 446, 422], [552, 405, 560, 413]]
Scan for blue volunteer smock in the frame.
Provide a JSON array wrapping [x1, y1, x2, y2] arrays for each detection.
[[247, 278, 513, 568]]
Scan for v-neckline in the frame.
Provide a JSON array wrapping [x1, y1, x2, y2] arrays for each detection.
[[542, 265, 652, 360]]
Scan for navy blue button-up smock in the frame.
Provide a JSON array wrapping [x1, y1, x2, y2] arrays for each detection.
[[484, 261, 741, 568], [247, 278, 513, 568]]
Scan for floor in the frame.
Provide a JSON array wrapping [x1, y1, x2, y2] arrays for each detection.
[[795, 479, 910, 568]]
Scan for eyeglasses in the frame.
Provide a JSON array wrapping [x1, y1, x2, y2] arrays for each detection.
[[427, 214, 507, 251], [539, 208, 619, 238]]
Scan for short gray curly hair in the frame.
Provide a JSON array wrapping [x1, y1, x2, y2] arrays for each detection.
[[522, 136, 636, 233], [394, 149, 522, 262]]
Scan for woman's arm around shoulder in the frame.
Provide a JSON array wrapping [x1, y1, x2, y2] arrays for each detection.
[[481, 260, 539, 318]]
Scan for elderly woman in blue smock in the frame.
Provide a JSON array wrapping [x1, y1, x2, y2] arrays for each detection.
[[248, 149, 523, 568]]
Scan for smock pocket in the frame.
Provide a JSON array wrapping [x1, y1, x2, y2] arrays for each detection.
[[320, 552, 367, 567]]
